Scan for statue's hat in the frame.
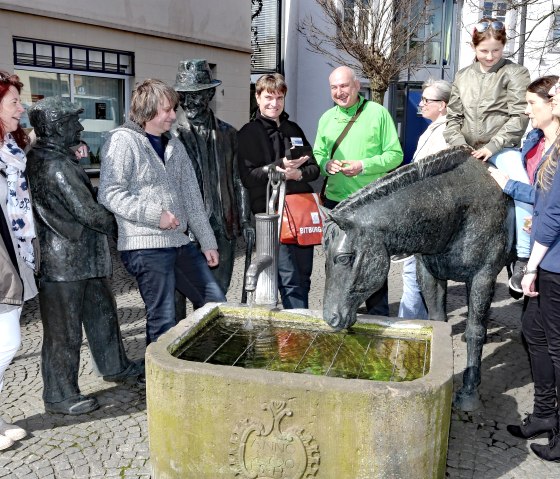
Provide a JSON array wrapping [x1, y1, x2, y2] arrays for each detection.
[[173, 59, 222, 92], [28, 96, 83, 128]]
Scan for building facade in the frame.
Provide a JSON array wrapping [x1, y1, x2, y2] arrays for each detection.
[[252, 0, 560, 162], [0, 0, 251, 161]]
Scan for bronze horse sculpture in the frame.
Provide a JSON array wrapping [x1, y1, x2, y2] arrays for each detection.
[[322, 146, 515, 411]]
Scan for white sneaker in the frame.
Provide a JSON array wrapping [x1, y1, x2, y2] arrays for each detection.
[[0, 417, 27, 441], [0, 433, 14, 451]]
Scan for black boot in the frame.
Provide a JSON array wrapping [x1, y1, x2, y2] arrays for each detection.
[[507, 414, 558, 439], [531, 428, 560, 462]]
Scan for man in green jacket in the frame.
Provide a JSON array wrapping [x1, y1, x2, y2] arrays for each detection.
[[313, 66, 403, 315]]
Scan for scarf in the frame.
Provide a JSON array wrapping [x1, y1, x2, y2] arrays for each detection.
[[0, 133, 35, 269]]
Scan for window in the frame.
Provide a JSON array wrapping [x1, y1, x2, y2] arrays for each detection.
[[551, 10, 560, 45], [13, 38, 132, 169], [14, 38, 134, 75], [16, 70, 125, 165], [481, 1, 507, 21], [251, 0, 281, 73], [408, 0, 454, 66]]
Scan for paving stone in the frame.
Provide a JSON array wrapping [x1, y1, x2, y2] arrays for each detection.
[[1, 243, 558, 477]]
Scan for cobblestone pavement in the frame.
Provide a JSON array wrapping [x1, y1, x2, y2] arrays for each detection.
[[0, 242, 558, 478]]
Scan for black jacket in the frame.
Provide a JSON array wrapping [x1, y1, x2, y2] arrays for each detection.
[[176, 111, 251, 239], [237, 111, 320, 214]]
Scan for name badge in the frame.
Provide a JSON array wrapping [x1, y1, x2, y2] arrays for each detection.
[[291, 137, 303, 147]]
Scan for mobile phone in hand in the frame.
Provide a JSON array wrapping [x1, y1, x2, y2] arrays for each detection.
[[290, 145, 312, 158]]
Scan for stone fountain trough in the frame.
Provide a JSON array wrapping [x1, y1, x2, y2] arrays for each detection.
[[146, 303, 453, 479]]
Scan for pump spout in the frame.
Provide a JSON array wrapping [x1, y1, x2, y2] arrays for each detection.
[[244, 255, 273, 292]]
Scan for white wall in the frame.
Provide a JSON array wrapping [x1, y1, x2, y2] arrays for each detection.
[[0, 0, 251, 53], [0, 8, 251, 128], [283, 1, 340, 143]]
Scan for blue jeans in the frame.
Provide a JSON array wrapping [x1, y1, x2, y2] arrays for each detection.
[[278, 243, 314, 309], [398, 256, 428, 319], [489, 149, 532, 258], [121, 243, 226, 344]]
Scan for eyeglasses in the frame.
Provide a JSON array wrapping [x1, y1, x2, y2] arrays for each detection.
[[420, 96, 441, 104], [473, 20, 505, 33], [549, 82, 560, 97]]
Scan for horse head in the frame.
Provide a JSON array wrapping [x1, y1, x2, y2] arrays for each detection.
[[322, 209, 390, 331]]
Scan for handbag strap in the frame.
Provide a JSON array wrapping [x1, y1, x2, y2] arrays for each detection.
[[321, 99, 368, 201], [330, 98, 368, 158]]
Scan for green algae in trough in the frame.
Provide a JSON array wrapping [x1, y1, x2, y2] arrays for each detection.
[[175, 315, 430, 381], [147, 304, 453, 479]]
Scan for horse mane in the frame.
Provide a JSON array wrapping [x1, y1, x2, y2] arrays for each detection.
[[333, 145, 473, 215]]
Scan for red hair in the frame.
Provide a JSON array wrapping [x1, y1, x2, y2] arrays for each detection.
[[0, 71, 29, 149], [472, 17, 507, 47]]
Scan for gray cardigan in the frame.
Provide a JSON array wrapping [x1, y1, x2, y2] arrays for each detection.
[[99, 121, 218, 252]]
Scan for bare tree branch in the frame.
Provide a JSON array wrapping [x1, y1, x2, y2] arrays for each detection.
[[298, 0, 437, 103]]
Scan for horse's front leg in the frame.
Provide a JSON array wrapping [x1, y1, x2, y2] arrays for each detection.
[[453, 270, 497, 412], [416, 256, 447, 322]]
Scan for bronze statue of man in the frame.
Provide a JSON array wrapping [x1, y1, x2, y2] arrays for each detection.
[[26, 97, 142, 415], [173, 59, 253, 294]]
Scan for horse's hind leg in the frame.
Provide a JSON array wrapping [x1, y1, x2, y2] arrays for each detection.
[[453, 270, 497, 412], [416, 258, 447, 322]]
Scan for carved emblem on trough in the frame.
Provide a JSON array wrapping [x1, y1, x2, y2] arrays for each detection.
[[229, 400, 320, 478]]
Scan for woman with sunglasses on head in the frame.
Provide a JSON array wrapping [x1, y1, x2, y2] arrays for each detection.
[[397, 79, 451, 320], [444, 18, 532, 294], [0, 71, 38, 450], [503, 80, 560, 462]]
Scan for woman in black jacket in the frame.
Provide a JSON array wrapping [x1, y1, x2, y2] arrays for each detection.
[[237, 73, 319, 308]]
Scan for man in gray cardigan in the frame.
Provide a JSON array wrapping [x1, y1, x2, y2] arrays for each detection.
[[99, 79, 225, 346]]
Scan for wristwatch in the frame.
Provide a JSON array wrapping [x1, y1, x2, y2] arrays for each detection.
[[523, 265, 538, 275]]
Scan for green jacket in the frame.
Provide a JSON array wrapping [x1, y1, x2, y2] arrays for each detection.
[[313, 96, 403, 202], [444, 58, 530, 155]]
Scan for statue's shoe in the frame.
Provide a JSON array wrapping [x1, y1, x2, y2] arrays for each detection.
[[390, 254, 413, 263], [44, 395, 99, 415], [0, 417, 27, 441], [103, 359, 145, 383], [507, 414, 557, 439], [531, 428, 560, 462], [0, 433, 14, 451]]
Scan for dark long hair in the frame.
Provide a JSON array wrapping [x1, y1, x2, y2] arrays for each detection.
[[527, 75, 559, 100], [0, 71, 28, 149], [533, 76, 560, 191]]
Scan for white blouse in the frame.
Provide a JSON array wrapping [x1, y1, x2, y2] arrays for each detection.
[[412, 115, 449, 163]]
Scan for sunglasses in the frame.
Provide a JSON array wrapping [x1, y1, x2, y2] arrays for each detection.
[[548, 82, 560, 96], [0, 72, 18, 82], [473, 20, 505, 33], [420, 96, 441, 104]]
